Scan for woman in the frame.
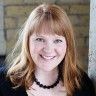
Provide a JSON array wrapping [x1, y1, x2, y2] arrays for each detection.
[[0, 3, 95, 96]]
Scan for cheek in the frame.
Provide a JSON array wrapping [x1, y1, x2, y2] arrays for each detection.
[[57, 44, 67, 56], [29, 43, 43, 54], [34, 44, 44, 52]]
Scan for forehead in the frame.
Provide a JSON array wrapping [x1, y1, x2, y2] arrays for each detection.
[[30, 23, 66, 39], [31, 32, 65, 39]]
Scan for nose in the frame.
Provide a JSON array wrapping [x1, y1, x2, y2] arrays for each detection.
[[43, 42, 54, 54]]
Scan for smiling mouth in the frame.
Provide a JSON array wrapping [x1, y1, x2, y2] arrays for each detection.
[[40, 55, 56, 60]]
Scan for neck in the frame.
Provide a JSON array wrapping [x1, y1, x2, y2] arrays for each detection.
[[34, 67, 59, 86]]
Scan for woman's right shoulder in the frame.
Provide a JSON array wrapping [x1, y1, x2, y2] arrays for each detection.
[[0, 66, 7, 74], [0, 66, 7, 82]]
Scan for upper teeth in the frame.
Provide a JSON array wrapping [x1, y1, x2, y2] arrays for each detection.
[[41, 55, 55, 60]]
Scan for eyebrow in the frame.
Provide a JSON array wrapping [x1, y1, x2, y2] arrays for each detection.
[[35, 34, 65, 39], [35, 35, 45, 38]]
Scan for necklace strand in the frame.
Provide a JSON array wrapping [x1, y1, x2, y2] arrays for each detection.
[[34, 72, 60, 89]]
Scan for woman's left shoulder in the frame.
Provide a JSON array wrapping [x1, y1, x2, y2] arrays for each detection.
[[75, 70, 96, 96], [81, 71, 94, 89]]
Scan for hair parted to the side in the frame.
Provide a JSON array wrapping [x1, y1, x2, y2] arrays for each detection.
[[6, 3, 82, 96]]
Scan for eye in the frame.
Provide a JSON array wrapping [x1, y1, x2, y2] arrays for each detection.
[[35, 38, 45, 42], [54, 39, 63, 43]]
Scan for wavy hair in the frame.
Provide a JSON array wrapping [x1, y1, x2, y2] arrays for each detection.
[[6, 3, 82, 96]]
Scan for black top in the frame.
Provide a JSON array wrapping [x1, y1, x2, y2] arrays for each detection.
[[0, 67, 95, 96]]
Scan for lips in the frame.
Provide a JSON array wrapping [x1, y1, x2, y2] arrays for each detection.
[[40, 54, 56, 60]]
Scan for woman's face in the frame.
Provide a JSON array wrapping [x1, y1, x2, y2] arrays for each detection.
[[29, 32, 67, 71]]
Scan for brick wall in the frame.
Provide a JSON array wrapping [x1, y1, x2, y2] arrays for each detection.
[[3, 0, 90, 70]]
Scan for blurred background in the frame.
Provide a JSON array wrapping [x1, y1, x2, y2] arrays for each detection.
[[0, 0, 89, 71]]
